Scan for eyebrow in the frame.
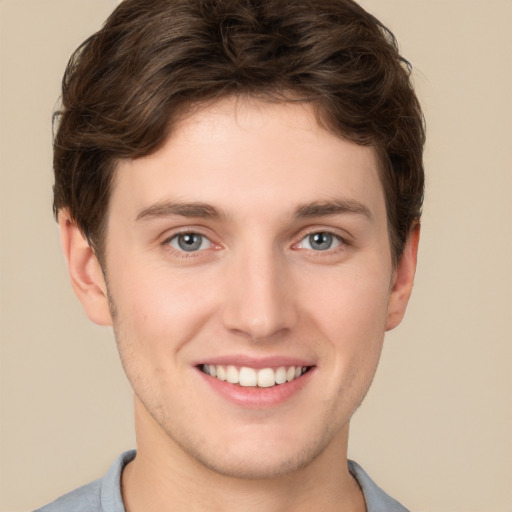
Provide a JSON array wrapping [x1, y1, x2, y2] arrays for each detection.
[[294, 199, 373, 221], [135, 198, 372, 223], [135, 201, 225, 222]]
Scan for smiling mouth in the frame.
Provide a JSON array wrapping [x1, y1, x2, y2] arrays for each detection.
[[199, 364, 311, 388]]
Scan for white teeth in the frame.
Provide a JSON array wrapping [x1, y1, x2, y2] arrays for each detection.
[[239, 367, 257, 387], [275, 366, 287, 384], [226, 365, 239, 384], [257, 368, 276, 388], [202, 364, 309, 388], [216, 365, 226, 381]]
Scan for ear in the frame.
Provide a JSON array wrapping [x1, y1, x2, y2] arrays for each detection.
[[386, 223, 420, 331], [58, 211, 113, 326]]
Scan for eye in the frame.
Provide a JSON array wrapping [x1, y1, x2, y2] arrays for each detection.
[[297, 232, 342, 251], [167, 232, 212, 252]]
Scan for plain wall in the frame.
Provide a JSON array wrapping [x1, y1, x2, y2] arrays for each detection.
[[1, 1, 511, 511]]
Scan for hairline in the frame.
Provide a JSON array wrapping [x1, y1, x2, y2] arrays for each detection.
[[85, 96, 409, 269]]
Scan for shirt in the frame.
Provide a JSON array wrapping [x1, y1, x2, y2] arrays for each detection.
[[35, 450, 410, 512]]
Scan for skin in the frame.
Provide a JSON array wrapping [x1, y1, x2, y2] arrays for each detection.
[[60, 97, 419, 512]]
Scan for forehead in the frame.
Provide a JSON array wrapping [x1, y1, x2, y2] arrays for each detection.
[[109, 97, 386, 225]]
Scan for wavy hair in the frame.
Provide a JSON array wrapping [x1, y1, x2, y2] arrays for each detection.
[[53, 0, 425, 263]]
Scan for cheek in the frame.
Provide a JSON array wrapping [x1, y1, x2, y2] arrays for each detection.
[[109, 266, 218, 353], [301, 262, 390, 392], [304, 264, 391, 341]]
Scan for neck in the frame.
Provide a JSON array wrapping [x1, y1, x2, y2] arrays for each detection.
[[122, 399, 366, 512]]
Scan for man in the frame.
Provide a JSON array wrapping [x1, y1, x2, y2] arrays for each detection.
[[37, 0, 424, 510]]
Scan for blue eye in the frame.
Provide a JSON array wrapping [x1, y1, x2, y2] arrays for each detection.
[[168, 233, 212, 252], [299, 232, 342, 251]]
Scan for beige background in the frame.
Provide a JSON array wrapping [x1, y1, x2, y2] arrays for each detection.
[[1, 1, 511, 511]]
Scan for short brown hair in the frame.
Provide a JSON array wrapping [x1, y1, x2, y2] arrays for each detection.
[[53, 0, 425, 263]]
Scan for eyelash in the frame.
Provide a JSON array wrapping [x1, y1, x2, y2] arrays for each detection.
[[293, 230, 346, 253], [162, 228, 348, 256], [162, 231, 216, 257]]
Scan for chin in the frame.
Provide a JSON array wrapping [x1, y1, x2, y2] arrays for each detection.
[[189, 444, 322, 480], [177, 422, 340, 480]]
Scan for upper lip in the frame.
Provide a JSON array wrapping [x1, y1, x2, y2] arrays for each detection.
[[193, 354, 315, 369]]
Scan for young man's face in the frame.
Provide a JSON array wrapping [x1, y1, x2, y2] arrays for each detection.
[[66, 97, 417, 479]]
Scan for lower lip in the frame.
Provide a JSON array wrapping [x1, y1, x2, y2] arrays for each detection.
[[197, 368, 315, 409]]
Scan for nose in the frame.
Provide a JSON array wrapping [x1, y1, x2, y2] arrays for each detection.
[[221, 247, 298, 341]]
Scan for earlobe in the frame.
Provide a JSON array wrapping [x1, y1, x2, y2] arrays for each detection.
[[385, 223, 420, 331], [58, 211, 113, 326]]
